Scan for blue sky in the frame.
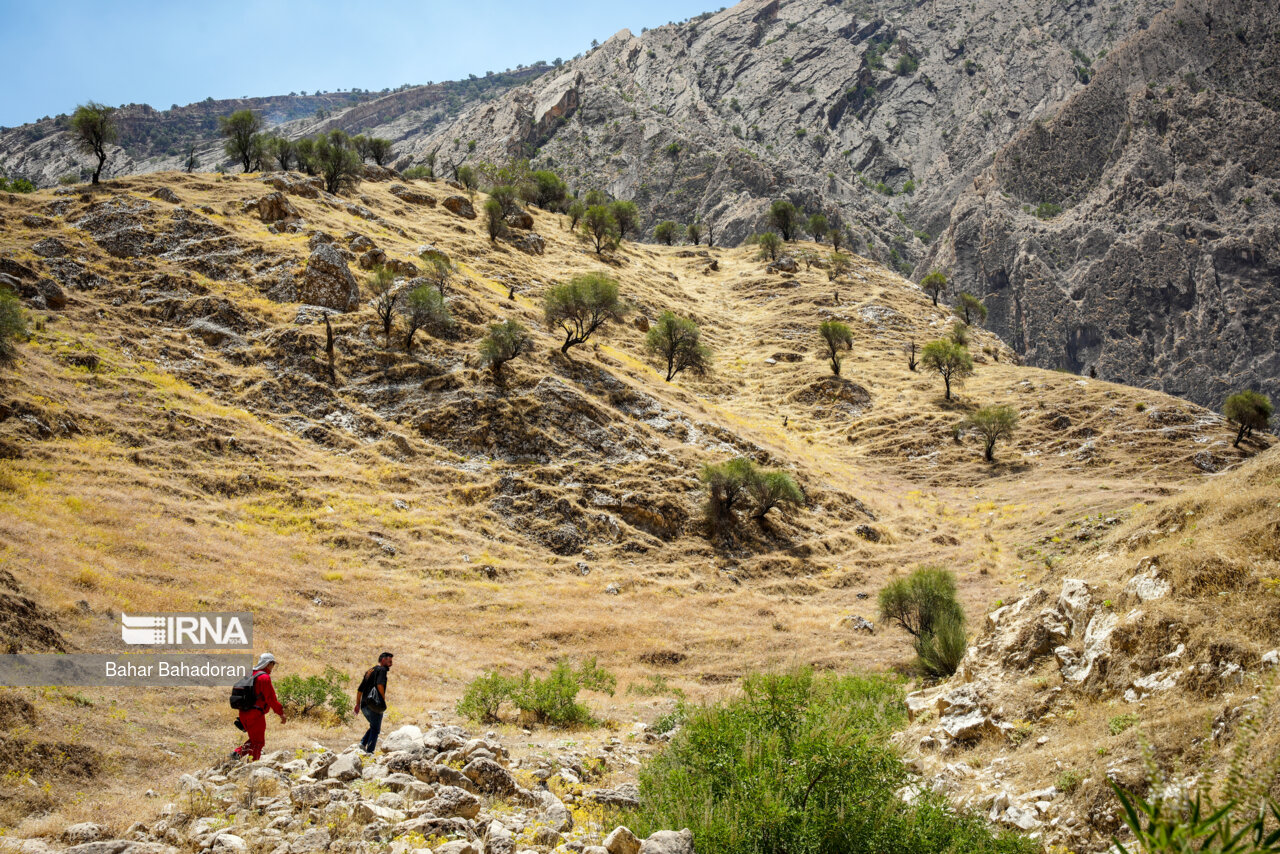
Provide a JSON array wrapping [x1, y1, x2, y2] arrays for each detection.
[[0, 0, 720, 127]]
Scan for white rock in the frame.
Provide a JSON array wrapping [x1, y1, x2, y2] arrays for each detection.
[[1125, 568, 1171, 602], [382, 725, 425, 753], [327, 752, 363, 782], [603, 826, 642, 854], [1263, 649, 1280, 667], [1057, 579, 1092, 636], [354, 801, 407, 824], [213, 835, 249, 854]]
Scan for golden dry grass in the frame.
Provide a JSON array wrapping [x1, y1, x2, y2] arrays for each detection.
[[0, 170, 1272, 834]]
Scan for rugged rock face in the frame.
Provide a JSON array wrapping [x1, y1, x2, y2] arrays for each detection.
[[420, 0, 1164, 253], [298, 244, 359, 311], [926, 0, 1280, 408]]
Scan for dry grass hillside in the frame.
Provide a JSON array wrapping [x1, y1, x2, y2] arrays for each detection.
[[0, 169, 1272, 840]]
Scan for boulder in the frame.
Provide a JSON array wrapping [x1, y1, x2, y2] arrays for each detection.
[[939, 708, 999, 742], [10, 276, 67, 310], [299, 244, 360, 312], [327, 751, 363, 782], [363, 164, 398, 182], [767, 256, 798, 274], [1125, 563, 1171, 602], [353, 801, 406, 824], [286, 828, 330, 854], [389, 185, 436, 206], [358, 248, 387, 270], [485, 821, 515, 854], [64, 825, 108, 845], [255, 192, 298, 223], [640, 829, 695, 854], [509, 232, 546, 255], [505, 208, 534, 230], [150, 187, 181, 204], [385, 258, 418, 277], [290, 783, 331, 808], [462, 757, 519, 796], [32, 238, 67, 258], [603, 827, 642, 854], [349, 235, 376, 252], [381, 725, 424, 753], [419, 785, 481, 820], [423, 725, 468, 751], [211, 836, 248, 854], [1057, 579, 1092, 636], [442, 196, 477, 219], [411, 761, 475, 792], [633, 316, 650, 333]]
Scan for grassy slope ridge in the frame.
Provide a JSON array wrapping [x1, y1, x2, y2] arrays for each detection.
[[0, 170, 1272, 836]]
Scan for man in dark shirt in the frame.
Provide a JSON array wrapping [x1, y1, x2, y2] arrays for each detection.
[[355, 651, 393, 753]]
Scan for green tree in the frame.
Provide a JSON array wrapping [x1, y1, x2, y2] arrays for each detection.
[[529, 170, 568, 209], [948, 321, 970, 347], [829, 214, 846, 251], [70, 101, 117, 185], [963, 404, 1019, 462], [819, 320, 854, 376], [0, 289, 27, 366], [653, 221, 681, 245], [828, 251, 851, 281], [567, 199, 586, 230], [757, 231, 782, 261], [582, 205, 620, 254], [420, 250, 454, 297], [484, 198, 506, 241], [367, 265, 399, 345], [1223, 390, 1273, 447], [954, 292, 988, 325], [457, 164, 477, 194], [921, 340, 974, 400], [808, 213, 828, 243], [182, 145, 200, 174], [313, 131, 362, 194], [219, 110, 263, 172], [610, 200, 639, 238], [479, 319, 532, 380], [583, 188, 607, 206], [543, 272, 624, 353], [699, 457, 757, 524], [367, 137, 393, 166], [351, 134, 372, 162], [645, 310, 711, 382], [769, 199, 800, 241], [686, 221, 703, 246], [747, 470, 804, 519], [266, 136, 294, 171], [921, 270, 947, 306], [294, 138, 317, 175], [489, 184, 518, 216], [402, 284, 450, 352], [878, 566, 964, 642]]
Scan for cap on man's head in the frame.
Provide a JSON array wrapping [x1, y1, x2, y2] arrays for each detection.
[[255, 652, 276, 670]]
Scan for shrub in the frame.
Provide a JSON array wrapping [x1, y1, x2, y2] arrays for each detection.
[[70, 102, 118, 184], [456, 164, 477, 193], [219, 110, 263, 173], [686, 221, 703, 245], [921, 339, 974, 400], [830, 221, 846, 252], [567, 199, 586, 230], [402, 284, 450, 352], [367, 138, 393, 167], [920, 270, 947, 306], [583, 204, 620, 253], [962, 404, 1019, 462], [367, 265, 399, 345], [401, 165, 432, 180], [1223, 390, 1273, 447], [819, 320, 853, 376], [543, 272, 625, 353], [275, 667, 351, 722], [510, 659, 617, 727], [807, 213, 828, 243], [489, 184, 518, 216], [646, 311, 710, 381], [880, 567, 967, 678], [700, 457, 757, 528], [0, 289, 27, 367], [624, 669, 1030, 854], [530, 170, 568, 209], [1035, 201, 1063, 219], [828, 251, 851, 280], [948, 321, 970, 346], [1108, 713, 1139, 735], [457, 671, 517, 723], [916, 612, 967, 678], [484, 198, 506, 241], [757, 231, 782, 261], [479, 319, 531, 379], [954, 292, 988, 325], [895, 53, 920, 75], [0, 177, 36, 193], [747, 470, 804, 519], [313, 130, 362, 194], [654, 220, 681, 245], [610, 200, 639, 238], [294, 138, 317, 175], [420, 250, 453, 296], [265, 136, 294, 171], [769, 199, 799, 240]]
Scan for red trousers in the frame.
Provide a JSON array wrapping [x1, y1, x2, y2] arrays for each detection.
[[233, 708, 266, 760]]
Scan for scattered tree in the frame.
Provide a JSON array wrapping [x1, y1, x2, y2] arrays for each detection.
[[567, 199, 586, 231], [182, 145, 200, 174], [954, 292, 988, 326], [266, 136, 294, 171], [530, 170, 568, 209], [582, 205, 620, 254], [807, 213, 828, 244], [583, 188, 607, 206], [352, 135, 373, 162], [905, 340, 918, 371], [484, 198, 506, 241], [686, 221, 703, 245], [948, 321, 970, 346], [402, 284, 450, 352], [421, 251, 454, 297], [457, 164, 477, 194], [367, 137, 393, 166], [0, 288, 27, 367], [609, 200, 639, 238], [70, 101, 117, 184], [699, 457, 756, 525], [543, 272, 625, 353], [921, 339, 974, 400], [489, 184, 518, 216], [921, 270, 947, 306], [747, 470, 805, 520], [829, 215, 845, 252], [1223, 390, 1273, 447], [219, 110, 263, 172], [962, 404, 1019, 461], [757, 231, 782, 261], [828, 251, 851, 281], [479, 319, 532, 380], [769, 199, 800, 241], [294, 138, 317, 175], [653, 221, 681, 245], [323, 314, 336, 384], [313, 130, 362, 194], [818, 320, 854, 376], [645, 310, 711, 381], [878, 566, 966, 677], [367, 265, 399, 345]]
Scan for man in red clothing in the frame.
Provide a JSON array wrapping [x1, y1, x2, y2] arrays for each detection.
[[232, 652, 286, 761]]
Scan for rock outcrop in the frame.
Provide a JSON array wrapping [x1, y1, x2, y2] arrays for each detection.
[[298, 244, 360, 311]]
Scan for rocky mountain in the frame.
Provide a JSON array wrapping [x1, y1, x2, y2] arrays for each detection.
[[0, 69, 544, 187], [926, 0, 1280, 409]]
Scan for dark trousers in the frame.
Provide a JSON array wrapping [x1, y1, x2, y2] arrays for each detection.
[[360, 706, 383, 752]]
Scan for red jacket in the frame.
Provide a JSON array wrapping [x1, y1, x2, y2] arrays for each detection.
[[251, 669, 284, 715]]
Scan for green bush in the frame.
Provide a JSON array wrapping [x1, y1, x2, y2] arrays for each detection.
[[700, 457, 803, 530], [1223, 390, 1273, 447], [457, 671, 517, 724], [921, 339, 974, 400], [543, 272, 624, 352], [653, 220, 682, 245], [0, 177, 36, 193], [819, 320, 853, 376], [645, 310, 710, 381], [1035, 201, 1063, 219], [479, 318, 531, 379], [624, 669, 1031, 854], [757, 231, 782, 261], [402, 165, 432, 180], [879, 567, 968, 678], [954, 292, 988, 326], [916, 612, 967, 678], [0, 289, 28, 366], [769, 199, 799, 240], [962, 404, 1019, 462], [275, 667, 352, 722], [609, 200, 639, 238]]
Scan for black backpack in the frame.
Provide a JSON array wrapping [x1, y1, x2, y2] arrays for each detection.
[[359, 667, 387, 713], [230, 671, 259, 710]]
